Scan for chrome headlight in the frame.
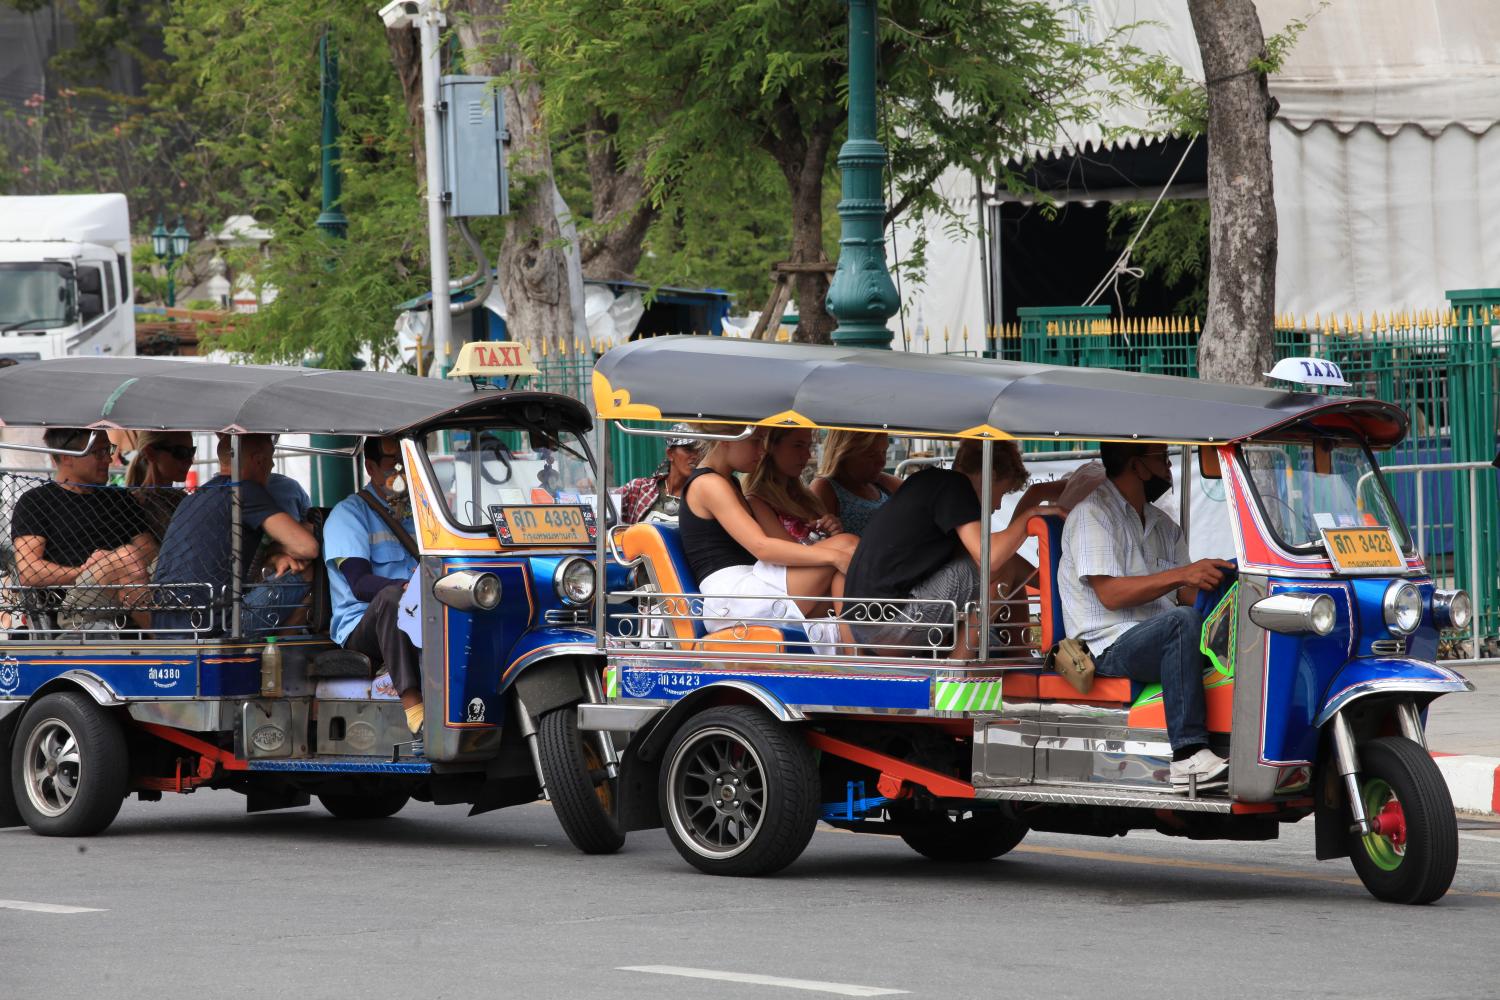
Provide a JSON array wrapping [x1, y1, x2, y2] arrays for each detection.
[[554, 557, 596, 605], [1382, 581, 1422, 636], [433, 570, 502, 612], [1249, 593, 1337, 636], [1432, 589, 1472, 631]]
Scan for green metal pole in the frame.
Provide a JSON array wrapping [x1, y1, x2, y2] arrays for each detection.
[[827, 0, 898, 349], [311, 31, 355, 506], [165, 251, 176, 308]]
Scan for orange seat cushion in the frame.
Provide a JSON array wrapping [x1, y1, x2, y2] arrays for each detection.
[[699, 624, 791, 654], [1036, 674, 1134, 703]]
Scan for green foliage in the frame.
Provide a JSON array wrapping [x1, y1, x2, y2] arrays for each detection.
[[1106, 199, 1209, 317]]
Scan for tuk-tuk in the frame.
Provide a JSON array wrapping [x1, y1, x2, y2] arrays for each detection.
[[0, 351, 621, 848], [580, 336, 1472, 905]]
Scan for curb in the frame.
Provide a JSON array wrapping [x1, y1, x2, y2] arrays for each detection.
[[1432, 753, 1500, 816]]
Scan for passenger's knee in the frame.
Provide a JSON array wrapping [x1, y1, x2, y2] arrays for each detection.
[[1165, 605, 1201, 633]]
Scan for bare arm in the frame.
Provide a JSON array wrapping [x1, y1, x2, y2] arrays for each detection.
[[956, 506, 1047, 576], [877, 471, 903, 494], [1088, 559, 1234, 611], [13, 535, 82, 587], [692, 475, 844, 571], [1014, 480, 1065, 512], [809, 477, 839, 518], [746, 495, 797, 542], [261, 512, 319, 561]]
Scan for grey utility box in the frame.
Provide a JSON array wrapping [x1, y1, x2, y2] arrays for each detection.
[[439, 75, 509, 218]]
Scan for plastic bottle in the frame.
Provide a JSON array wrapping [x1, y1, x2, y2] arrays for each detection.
[[260, 636, 283, 697]]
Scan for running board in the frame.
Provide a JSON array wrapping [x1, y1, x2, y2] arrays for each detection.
[[974, 784, 1234, 813]]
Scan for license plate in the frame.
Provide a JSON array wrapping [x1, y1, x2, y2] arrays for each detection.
[[1322, 527, 1404, 573], [489, 504, 595, 545]]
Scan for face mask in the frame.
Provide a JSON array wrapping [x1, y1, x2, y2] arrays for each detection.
[[1143, 473, 1172, 503]]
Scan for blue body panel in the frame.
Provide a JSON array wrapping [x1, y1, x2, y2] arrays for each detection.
[[0, 646, 262, 701], [1314, 657, 1470, 727], [616, 657, 931, 711]]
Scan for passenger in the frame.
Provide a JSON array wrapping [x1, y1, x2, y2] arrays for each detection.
[[745, 427, 843, 543], [125, 430, 195, 541], [843, 440, 1048, 659], [680, 425, 853, 639], [324, 438, 423, 742], [811, 430, 902, 537], [1058, 442, 1236, 790], [11, 428, 157, 623], [152, 434, 318, 636], [619, 424, 699, 523]]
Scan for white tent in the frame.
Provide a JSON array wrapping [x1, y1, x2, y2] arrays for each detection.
[[902, 0, 1500, 344]]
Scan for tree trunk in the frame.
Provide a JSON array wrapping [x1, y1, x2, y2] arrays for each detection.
[[769, 126, 836, 345], [1188, 0, 1277, 386], [384, 26, 429, 183], [579, 110, 657, 282], [453, 0, 581, 352]]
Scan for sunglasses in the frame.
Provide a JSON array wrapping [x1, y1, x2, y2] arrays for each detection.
[[152, 444, 197, 462]]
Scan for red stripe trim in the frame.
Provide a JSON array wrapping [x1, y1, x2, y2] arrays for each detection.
[[805, 731, 975, 800]]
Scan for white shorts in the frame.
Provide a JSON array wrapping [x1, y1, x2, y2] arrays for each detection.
[[698, 561, 836, 654]]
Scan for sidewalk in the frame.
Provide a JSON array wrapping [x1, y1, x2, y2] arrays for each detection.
[[1426, 662, 1500, 815]]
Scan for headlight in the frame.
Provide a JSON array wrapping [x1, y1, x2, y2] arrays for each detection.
[[1382, 581, 1422, 636], [1248, 593, 1336, 636], [1433, 589, 1472, 631], [554, 557, 596, 605], [433, 570, 502, 611]]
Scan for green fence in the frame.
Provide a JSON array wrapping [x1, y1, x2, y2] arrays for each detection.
[[532, 347, 666, 485]]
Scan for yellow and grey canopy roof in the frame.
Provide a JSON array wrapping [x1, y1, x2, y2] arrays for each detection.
[[592, 337, 1408, 446]]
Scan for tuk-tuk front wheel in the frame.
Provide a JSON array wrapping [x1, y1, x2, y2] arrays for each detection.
[[659, 706, 818, 877], [10, 692, 128, 837], [1347, 736, 1457, 905], [538, 705, 625, 855], [318, 790, 410, 820], [896, 807, 1029, 863]]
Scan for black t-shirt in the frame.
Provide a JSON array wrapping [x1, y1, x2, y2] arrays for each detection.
[[10, 480, 151, 568], [844, 467, 981, 599]]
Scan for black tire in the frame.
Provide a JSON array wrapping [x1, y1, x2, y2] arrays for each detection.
[[538, 704, 625, 854], [1347, 736, 1458, 905], [10, 692, 128, 837], [659, 706, 818, 877], [897, 808, 1029, 862], [318, 790, 410, 820]]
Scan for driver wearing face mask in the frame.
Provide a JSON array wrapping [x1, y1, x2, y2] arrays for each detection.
[[1059, 442, 1236, 791]]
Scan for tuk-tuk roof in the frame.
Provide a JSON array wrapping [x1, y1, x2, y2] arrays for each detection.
[[593, 336, 1408, 445], [0, 356, 591, 436]]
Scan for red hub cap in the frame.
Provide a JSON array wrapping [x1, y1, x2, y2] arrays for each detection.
[[1369, 798, 1407, 850]]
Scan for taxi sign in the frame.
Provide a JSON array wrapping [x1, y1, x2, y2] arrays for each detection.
[[1264, 356, 1350, 388], [1321, 526, 1405, 573], [449, 340, 541, 379]]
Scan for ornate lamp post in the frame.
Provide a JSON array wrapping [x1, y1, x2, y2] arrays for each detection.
[[151, 215, 192, 307], [827, 0, 898, 349]]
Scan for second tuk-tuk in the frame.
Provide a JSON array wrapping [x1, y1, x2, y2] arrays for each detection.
[[0, 351, 622, 848], [577, 336, 1472, 905]]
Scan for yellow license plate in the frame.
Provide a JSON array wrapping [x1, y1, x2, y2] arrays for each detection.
[[1322, 527, 1404, 572], [490, 504, 593, 545]]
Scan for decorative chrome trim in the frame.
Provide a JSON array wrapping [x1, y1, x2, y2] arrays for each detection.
[[973, 784, 1233, 813], [1369, 638, 1406, 656], [576, 702, 662, 733], [544, 608, 592, 626]]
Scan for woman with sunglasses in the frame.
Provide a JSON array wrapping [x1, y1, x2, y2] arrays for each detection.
[[125, 431, 197, 541]]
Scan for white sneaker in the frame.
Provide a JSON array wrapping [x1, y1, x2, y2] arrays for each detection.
[[1169, 748, 1228, 790]]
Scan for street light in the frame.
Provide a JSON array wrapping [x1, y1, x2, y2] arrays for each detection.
[[151, 214, 191, 308]]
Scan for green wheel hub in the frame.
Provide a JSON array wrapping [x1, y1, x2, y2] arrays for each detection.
[[1361, 777, 1406, 872]]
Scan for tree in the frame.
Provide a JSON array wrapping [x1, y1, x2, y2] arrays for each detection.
[[1188, 0, 1277, 385], [507, 0, 1128, 343]]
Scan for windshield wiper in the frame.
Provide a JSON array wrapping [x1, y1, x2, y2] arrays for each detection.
[[0, 318, 56, 333]]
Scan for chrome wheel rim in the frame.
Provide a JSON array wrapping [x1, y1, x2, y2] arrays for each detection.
[[666, 726, 767, 860], [23, 718, 81, 818]]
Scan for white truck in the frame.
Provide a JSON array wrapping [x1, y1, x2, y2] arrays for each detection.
[[0, 193, 136, 361]]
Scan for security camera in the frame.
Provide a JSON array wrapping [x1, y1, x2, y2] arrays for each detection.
[[378, 0, 425, 28]]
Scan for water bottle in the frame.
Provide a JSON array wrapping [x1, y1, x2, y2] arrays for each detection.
[[260, 636, 283, 697]]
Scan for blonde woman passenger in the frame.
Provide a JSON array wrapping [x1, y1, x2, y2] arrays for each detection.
[[125, 430, 196, 541], [679, 425, 850, 644], [745, 427, 854, 551], [810, 430, 903, 537]]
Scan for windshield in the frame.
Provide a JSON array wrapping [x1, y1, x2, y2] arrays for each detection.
[[1240, 440, 1411, 552], [425, 425, 597, 530], [0, 263, 72, 331]]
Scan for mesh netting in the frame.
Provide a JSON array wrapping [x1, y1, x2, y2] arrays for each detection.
[[0, 471, 310, 637]]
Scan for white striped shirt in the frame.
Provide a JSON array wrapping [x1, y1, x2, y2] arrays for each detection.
[[1059, 479, 1189, 654]]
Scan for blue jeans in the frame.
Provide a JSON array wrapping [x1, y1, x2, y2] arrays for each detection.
[[244, 573, 310, 637], [1093, 606, 1207, 752]]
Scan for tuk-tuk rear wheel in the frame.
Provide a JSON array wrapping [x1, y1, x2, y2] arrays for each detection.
[[10, 692, 128, 837], [897, 808, 1029, 863], [318, 790, 410, 820], [1347, 736, 1457, 905], [659, 706, 817, 877], [538, 704, 624, 855]]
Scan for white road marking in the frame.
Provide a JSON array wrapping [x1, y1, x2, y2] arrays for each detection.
[[0, 899, 106, 914], [619, 966, 906, 997]]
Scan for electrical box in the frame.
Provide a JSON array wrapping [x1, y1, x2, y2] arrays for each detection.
[[439, 75, 508, 218]]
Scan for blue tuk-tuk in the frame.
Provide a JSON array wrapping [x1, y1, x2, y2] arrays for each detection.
[[0, 354, 620, 847]]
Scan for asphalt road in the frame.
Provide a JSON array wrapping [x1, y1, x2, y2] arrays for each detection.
[[4, 795, 1499, 1000]]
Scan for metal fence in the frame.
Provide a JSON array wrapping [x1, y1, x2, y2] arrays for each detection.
[[532, 345, 665, 485]]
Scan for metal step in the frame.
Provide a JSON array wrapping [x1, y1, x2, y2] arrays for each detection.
[[974, 782, 1233, 813]]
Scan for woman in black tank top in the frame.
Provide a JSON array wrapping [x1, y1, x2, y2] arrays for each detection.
[[680, 427, 857, 620]]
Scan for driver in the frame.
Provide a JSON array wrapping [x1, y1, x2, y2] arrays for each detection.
[[1058, 442, 1235, 790], [324, 437, 422, 747]]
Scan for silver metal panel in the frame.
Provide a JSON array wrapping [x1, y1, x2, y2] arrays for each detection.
[[974, 783, 1233, 813], [576, 702, 662, 733], [240, 700, 293, 759], [973, 716, 1034, 786], [1229, 573, 1280, 802], [439, 75, 508, 218], [0, 701, 22, 722], [317, 701, 410, 757], [127, 700, 232, 732]]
